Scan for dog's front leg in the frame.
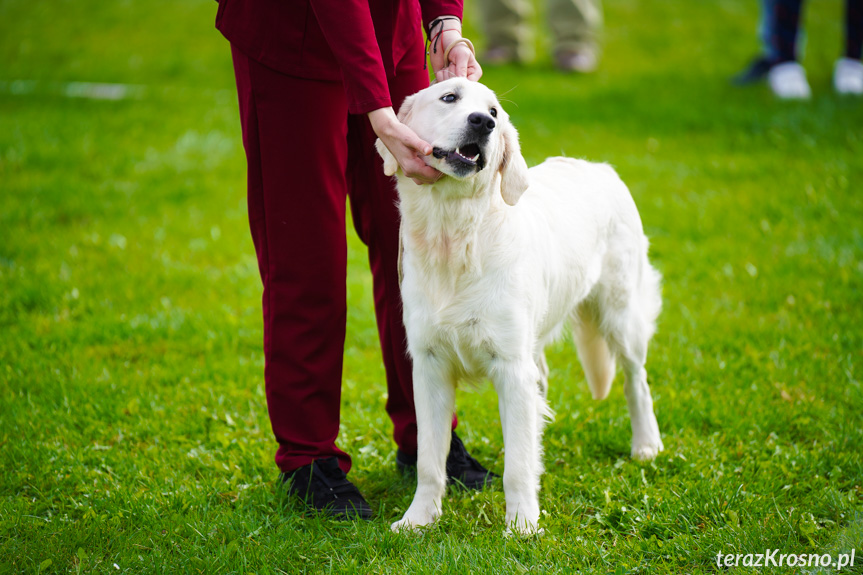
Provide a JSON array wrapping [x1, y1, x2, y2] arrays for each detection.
[[493, 359, 543, 536], [392, 354, 454, 532]]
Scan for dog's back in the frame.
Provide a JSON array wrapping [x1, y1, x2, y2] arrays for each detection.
[[520, 157, 643, 238], [504, 156, 654, 338]]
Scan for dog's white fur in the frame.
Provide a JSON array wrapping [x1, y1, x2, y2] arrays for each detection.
[[376, 78, 664, 535]]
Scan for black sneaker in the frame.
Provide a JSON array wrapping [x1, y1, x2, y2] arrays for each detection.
[[732, 56, 774, 85], [280, 457, 372, 520], [396, 431, 499, 490]]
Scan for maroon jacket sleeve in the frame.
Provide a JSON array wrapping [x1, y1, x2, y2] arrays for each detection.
[[419, 0, 463, 33], [308, 0, 392, 115], [309, 0, 464, 115]]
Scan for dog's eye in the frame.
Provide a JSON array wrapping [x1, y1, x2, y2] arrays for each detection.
[[440, 93, 458, 103], [490, 107, 497, 118]]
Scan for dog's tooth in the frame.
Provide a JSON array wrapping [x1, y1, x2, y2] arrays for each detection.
[[451, 146, 478, 163]]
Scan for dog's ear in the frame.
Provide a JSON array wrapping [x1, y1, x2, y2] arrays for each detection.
[[499, 122, 530, 206], [396, 92, 416, 123], [375, 138, 400, 176]]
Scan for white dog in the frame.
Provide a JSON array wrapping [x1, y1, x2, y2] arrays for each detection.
[[376, 78, 664, 535]]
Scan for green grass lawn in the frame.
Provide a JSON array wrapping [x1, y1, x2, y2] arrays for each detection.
[[1, 0, 862, 573]]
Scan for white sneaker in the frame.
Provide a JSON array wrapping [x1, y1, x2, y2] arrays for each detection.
[[768, 62, 812, 99], [834, 58, 863, 95]]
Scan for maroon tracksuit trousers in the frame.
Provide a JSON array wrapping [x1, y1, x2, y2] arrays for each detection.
[[231, 45, 449, 475]]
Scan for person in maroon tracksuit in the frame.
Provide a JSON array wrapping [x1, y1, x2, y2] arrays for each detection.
[[216, 0, 495, 518]]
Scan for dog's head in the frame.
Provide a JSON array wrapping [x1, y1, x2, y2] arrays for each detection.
[[376, 78, 530, 206]]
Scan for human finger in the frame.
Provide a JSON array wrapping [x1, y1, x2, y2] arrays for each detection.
[[405, 160, 443, 184], [467, 58, 483, 81], [394, 123, 432, 157], [450, 45, 470, 78]]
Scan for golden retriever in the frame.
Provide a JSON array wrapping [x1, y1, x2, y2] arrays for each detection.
[[376, 78, 664, 535]]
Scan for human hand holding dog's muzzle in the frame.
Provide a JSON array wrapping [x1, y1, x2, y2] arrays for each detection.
[[368, 107, 443, 185]]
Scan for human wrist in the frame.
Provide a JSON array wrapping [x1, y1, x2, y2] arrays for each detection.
[[439, 29, 462, 43], [427, 16, 461, 60], [367, 107, 397, 137], [428, 15, 461, 35]]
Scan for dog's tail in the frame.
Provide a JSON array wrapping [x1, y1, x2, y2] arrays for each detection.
[[573, 306, 616, 401]]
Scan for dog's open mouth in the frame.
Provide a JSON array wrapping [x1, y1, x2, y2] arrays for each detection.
[[433, 143, 485, 170]]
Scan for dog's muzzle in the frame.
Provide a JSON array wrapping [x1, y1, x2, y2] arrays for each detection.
[[431, 112, 495, 177], [433, 143, 485, 174]]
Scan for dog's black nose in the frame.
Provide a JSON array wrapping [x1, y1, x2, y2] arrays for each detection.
[[467, 112, 496, 135]]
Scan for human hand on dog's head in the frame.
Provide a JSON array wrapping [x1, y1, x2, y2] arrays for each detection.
[[431, 29, 482, 83], [368, 107, 443, 185]]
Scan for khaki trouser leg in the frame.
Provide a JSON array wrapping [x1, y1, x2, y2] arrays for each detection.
[[480, 0, 534, 61], [547, 0, 603, 54]]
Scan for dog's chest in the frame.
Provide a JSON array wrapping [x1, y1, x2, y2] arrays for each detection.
[[410, 279, 511, 377], [435, 316, 498, 378]]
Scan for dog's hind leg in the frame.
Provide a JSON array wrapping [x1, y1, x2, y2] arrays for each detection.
[[492, 358, 545, 535], [619, 352, 663, 461], [572, 303, 616, 401], [591, 230, 663, 460], [392, 355, 455, 532], [602, 262, 664, 461]]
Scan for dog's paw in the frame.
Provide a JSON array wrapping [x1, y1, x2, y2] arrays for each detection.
[[391, 518, 421, 533], [504, 519, 543, 538], [391, 515, 435, 533], [504, 508, 542, 537], [391, 505, 440, 533], [631, 437, 664, 461]]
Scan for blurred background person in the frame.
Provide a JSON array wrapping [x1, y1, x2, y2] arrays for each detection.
[[480, 0, 603, 72], [733, 0, 863, 98]]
